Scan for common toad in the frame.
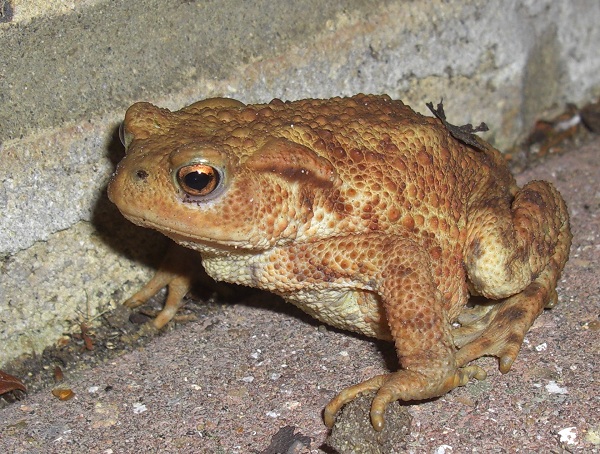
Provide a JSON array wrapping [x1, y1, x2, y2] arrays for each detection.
[[108, 94, 571, 430]]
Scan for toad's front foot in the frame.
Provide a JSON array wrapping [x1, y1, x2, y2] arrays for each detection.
[[123, 244, 200, 329], [124, 268, 193, 329], [324, 365, 486, 431]]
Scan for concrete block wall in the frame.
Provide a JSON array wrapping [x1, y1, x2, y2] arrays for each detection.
[[1, 0, 599, 367]]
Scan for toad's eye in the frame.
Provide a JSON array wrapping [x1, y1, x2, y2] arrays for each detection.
[[176, 164, 221, 197]]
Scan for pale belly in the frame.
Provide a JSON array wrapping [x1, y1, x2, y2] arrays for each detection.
[[200, 250, 392, 340], [278, 287, 393, 340]]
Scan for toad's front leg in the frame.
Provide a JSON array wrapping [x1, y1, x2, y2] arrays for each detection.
[[124, 243, 202, 329], [315, 237, 485, 431]]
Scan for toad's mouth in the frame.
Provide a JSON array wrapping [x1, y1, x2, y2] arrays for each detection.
[[118, 210, 269, 253]]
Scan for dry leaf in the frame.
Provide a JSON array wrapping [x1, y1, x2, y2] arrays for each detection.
[[0, 370, 27, 396], [81, 323, 94, 351], [54, 366, 64, 383], [52, 388, 75, 401]]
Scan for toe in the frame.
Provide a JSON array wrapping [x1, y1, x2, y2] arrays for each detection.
[[324, 374, 387, 428]]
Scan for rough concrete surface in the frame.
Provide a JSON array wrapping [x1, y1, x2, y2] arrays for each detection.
[[0, 137, 598, 452], [2, 0, 600, 411]]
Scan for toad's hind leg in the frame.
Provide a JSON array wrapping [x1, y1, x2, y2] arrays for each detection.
[[456, 183, 571, 371], [322, 237, 486, 431], [453, 255, 560, 373], [465, 180, 570, 300]]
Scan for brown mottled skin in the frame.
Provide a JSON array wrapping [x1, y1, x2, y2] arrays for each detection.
[[108, 94, 571, 431]]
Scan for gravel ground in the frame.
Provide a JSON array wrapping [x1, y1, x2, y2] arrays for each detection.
[[0, 137, 598, 453]]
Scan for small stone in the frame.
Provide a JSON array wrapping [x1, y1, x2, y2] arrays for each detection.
[[326, 392, 412, 453]]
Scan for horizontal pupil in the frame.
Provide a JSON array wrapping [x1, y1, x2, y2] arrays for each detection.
[[185, 171, 213, 191]]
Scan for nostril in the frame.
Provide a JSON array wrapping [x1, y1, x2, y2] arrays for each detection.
[[136, 169, 149, 180]]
